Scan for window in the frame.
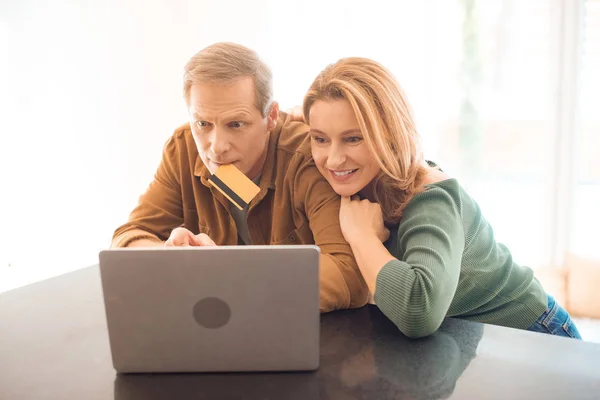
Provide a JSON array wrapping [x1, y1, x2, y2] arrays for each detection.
[[572, 0, 600, 259], [1, 0, 596, 292]]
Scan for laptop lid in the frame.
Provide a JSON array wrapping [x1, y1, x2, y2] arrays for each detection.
[[98, 245, 320, 373]]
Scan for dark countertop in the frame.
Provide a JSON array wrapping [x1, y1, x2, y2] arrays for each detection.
[[1, 266, 599, 399]]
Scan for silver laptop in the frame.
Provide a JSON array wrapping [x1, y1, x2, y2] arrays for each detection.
[[98, 245, 320, 373]]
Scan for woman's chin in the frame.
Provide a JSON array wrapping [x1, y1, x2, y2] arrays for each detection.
[[331, 184, 360, 197]]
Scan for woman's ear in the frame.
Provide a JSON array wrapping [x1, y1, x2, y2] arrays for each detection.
[[267, 102, 279, 130]]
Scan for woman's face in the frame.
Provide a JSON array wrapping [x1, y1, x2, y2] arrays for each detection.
[[308, 99, 381, 196]]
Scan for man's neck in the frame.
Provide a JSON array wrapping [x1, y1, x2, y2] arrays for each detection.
[[246, 134, 270, 180]]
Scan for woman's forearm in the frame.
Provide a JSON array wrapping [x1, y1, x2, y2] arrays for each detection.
[[348, 235, 396, 295]]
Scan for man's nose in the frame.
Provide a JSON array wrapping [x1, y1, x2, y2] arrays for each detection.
[[210, 128, 231, 156]]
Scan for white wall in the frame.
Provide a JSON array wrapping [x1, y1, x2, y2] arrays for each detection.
[[0, 0, 444, 291], [3, 0, 593, 292]]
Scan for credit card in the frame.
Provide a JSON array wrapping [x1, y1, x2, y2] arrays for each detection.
[[207, 164, 261, 210]]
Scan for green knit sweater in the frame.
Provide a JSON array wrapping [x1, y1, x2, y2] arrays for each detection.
[[374, 178, 548, 338]]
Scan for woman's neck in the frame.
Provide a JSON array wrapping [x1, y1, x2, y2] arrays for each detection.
[[358, 181, 377, 202]]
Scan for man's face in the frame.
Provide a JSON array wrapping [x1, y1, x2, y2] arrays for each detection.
[[188, 77, 277, 179]]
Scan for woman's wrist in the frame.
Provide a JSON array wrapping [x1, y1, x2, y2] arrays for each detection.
[[346, 230, 379, 247], [348, 234, 395, 294]]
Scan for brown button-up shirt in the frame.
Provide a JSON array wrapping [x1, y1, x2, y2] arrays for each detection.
[[111, 112, 368, 312]]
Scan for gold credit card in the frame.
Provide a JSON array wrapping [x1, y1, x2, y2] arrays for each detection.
[[208, 164, 261, 210]]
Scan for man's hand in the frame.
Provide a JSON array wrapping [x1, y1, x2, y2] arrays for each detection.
[[164, 227, 217, 247], [339, 196, 390, 245]]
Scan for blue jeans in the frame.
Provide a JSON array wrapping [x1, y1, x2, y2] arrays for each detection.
[[527, 295, 582, 339]]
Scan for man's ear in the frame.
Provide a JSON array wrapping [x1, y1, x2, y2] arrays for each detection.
[[267, 102, 279, 130]]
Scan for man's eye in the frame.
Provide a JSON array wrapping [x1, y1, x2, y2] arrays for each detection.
[[229, 121, 245, 129], [196, 121, 210, 128]]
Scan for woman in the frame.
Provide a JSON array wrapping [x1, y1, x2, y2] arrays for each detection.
[[302, 57, 582, 339]]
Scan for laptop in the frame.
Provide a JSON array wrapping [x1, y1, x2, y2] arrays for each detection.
[[98, 245, 320, 373]]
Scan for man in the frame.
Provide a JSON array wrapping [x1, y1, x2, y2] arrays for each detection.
[[111, 42, 368, 312]]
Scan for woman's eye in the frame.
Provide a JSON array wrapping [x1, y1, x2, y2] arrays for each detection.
[[346, 136, 363, 143]]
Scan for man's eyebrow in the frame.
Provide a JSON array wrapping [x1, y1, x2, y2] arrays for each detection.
[[222, 110, 253, 119]]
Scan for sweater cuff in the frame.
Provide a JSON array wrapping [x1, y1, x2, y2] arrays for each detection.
[[111, 229, 162, 248]]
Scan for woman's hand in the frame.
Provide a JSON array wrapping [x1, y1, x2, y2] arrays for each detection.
[[339, 196, 395, 296], [339, 196, 390, 245]]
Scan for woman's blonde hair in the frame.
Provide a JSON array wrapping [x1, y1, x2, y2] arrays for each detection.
[[303, 58, 427, 224], [183, 42, 273, 116]]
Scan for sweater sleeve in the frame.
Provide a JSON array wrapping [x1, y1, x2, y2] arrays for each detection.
[[374, 184, 465, 338], [296, 161, 369, 312]]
